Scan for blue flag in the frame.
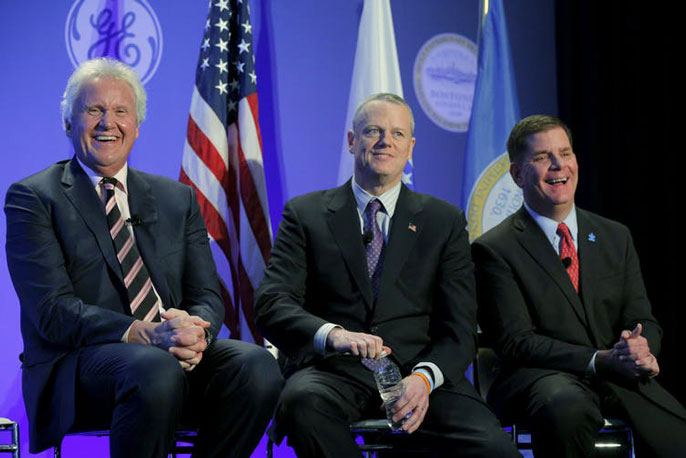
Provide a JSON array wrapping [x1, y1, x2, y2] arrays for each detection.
[[462, 0, 521, 241]]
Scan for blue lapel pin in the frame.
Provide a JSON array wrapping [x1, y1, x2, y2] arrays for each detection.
[[588, 233, 596, 242]]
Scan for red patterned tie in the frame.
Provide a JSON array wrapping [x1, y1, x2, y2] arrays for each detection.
[[557, 222, 579, 292], [101, 177, 161, 321]]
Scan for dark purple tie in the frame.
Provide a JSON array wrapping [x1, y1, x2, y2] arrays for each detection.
[[364, 199, 385, 299], [101, 177, 160, 322]]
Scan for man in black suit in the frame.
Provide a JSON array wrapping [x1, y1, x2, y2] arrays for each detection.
[[255, 93, 519, 458], [472, 114, 686, 457], [4, 58, 282, 457]]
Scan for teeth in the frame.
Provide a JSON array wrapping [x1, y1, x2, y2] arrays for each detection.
[[547, 178, 567, 184], [95, 136, 116, 141]]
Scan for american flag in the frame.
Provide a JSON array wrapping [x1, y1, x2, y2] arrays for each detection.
[[180, 0, 272, 344]]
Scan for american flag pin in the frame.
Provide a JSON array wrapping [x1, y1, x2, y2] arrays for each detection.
[[588, 233, 596, 242], [408, 223, 417, 232]]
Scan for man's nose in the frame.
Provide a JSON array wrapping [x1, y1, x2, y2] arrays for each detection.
[[376, 131, 389, 147], [549, 154, 562, 169], [97, 111, 114, 129]]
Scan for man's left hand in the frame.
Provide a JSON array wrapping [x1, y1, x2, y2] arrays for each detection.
[[613, 323, 659, 377], [388, 375, 430, 434]]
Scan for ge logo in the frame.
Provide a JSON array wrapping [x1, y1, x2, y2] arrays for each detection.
[[65, 0, 163, 85]]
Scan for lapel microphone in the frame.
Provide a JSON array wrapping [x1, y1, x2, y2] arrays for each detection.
[[362, 231, 372, 245], [562, 257, 572, 268], [126, 215, 143, 226]]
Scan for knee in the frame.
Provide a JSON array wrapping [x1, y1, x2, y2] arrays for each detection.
[[121, 345, 186, 411], [211, 341, 283, 405], [277, 382, 331, 425], [530, 386, 602, 437], [239, 346, 283, 404]]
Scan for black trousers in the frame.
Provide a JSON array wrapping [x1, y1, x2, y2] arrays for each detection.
[[74, 339, 283, 458], [507, 372, 686, 458], [274, 357, 520, 458]]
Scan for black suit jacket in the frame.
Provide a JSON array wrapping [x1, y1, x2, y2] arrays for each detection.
[[472, 206, 686, 422], [4, 158, 224, 452], [256, 181, 477, 391]]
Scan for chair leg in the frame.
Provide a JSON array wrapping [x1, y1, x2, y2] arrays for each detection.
[[54, 443, 61, 458]]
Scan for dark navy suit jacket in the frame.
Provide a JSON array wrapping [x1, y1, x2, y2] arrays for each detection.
[[5, 158, 223, 452]]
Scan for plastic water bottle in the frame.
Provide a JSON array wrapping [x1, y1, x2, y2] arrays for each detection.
[[363, 351, 406, 431]]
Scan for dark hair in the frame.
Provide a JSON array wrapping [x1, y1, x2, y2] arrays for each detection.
[[507, 115, 572, 163]]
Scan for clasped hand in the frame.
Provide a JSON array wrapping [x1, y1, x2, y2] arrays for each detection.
[[597, 323, 659, 380], [127, 308, 211, 371]]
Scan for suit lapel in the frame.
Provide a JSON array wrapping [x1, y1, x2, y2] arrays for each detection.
[[326, 182, 374, 311], [61, 158, 124, 284], [513, 207, 590, 328], [577, 209, 600, 345], [375, 185, 421, 314], [127, 169, 170, 307]]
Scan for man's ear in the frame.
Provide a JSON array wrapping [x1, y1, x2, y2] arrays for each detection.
[[510, 162, 523, 188], [347, 130, 355, 153], [65, 122, 72, 137]]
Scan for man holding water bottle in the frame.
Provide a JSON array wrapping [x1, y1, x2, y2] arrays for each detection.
[[256, 93, 519, 458]]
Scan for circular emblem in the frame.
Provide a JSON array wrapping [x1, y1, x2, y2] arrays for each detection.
[[466, 152, 523, 242], [413, 33, 477, 132], [65, 0, 163, 85]]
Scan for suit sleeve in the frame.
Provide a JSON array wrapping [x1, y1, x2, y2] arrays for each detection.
[[4, 182, 134, 350], [615, 230, 662, 355], [255, 199, 329, 358], [473, 240, 596, 375], [176, 186, 224, 338], [413, 210, 478, 385]]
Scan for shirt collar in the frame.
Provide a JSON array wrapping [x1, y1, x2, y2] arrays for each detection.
[[76, 157, 129, 194], [524, 202, 578, 247], [351, 178, 401, 217]]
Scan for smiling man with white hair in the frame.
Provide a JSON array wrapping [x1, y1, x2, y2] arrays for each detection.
[[5, 57, 282, 457]]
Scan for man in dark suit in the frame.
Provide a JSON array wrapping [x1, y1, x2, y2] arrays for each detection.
[[4, 58, 282, 457], [255, 93, 519, 458], [472, 114, 686, 457]]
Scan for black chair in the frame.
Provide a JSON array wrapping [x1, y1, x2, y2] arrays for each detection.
[[473, 342, 635, 458], [54, 428, 197, 457]]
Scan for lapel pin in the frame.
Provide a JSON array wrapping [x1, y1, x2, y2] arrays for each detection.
[[588, 233, 596, 242], [408, 223, 417, 232]]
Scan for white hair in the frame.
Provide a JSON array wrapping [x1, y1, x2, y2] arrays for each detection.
[[61, 58, 147, 130]]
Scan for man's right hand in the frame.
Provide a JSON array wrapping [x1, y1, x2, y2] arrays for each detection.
[[127, 310, 211, 370], [326, 328, 390, 359]]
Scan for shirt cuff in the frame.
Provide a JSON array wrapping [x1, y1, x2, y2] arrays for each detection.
[[122, 323, 135, 342], [588, 351, 598, 375], [314, 323, 342, 354], [412, 362, 444, 390]]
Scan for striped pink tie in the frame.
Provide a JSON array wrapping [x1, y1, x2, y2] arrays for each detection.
[[101, 178, 160, 322]]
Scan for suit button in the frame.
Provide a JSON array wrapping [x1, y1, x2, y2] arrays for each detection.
[[370, 326, 379, 334]]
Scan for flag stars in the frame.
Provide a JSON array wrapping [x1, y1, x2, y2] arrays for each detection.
[[248, 70, 257, 84], [215, 59, 228, 74], [200, 58, 210, 70], [215, 17, 229, 33], [241, 20, 252, 34], [238, 38, 250, 54], [214, 0, 229, 12], [215, 80, 228, 95], [234, 59, 245, 73], [228, 99, 237, 112], [201, 38, 210, 51], [229, 79, 239, 91], [215, 38, 228, 53]]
